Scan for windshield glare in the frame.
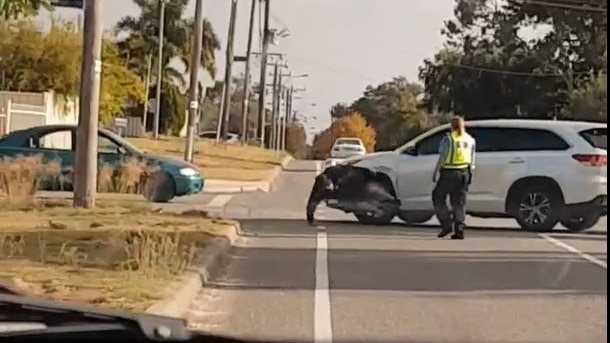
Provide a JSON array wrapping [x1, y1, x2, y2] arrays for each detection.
[[336, 139, 361, 145]]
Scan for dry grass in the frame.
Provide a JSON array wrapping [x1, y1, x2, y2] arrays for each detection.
[[128, 136, 288, 181], [0, 155, 61, 205], [0, 200, 234, 311], [0, 155, 159, 207]]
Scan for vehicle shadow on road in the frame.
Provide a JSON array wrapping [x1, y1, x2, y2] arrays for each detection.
[[235, 218, 607, 239]]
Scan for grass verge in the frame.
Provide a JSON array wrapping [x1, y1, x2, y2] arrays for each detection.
[[0, 199, 234, 312], [128, 136, 288, 181]]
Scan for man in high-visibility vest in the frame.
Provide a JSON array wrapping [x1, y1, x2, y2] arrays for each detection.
[[432, 116, 476, 240]]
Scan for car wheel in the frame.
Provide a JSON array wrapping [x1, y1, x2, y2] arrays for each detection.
[[398, 211, 434, 225], [560, 209, 602, 232], [354, 211, 395, 225], [142, 172, 176, 203], [514, 185, 561, 232]]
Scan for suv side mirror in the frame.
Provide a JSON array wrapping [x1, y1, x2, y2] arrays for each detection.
[[403, 146, 417, 156]]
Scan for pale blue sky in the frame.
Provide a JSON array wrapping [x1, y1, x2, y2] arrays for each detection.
[[54, 0, 455, 134]]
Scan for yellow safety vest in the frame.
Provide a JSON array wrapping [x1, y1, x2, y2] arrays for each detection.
[[443, 131, 474, 169]]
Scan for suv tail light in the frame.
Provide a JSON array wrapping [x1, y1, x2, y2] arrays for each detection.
[[572, 154, 607, 167]]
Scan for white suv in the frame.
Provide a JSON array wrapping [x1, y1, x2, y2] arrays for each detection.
[[332, 119, 607, 232]]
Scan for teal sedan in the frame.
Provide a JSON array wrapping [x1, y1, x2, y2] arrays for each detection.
[[0, 125, 204, 202]]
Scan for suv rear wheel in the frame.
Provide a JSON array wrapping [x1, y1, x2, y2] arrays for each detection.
[[512, 184, 561, 232]]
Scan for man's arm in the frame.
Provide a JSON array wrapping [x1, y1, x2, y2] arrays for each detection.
[[433, 135, 450, 182]]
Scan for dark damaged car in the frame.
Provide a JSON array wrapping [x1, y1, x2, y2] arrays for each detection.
[[306, 163, 431, 225]]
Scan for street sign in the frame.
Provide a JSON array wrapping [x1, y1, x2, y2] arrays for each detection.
[[52, 0, 84, 8]]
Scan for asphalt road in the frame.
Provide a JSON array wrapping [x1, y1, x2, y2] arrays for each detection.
[[184, 160, 607, 343]]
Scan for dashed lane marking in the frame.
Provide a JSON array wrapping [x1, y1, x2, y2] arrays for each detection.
[[314, 230, 333, 343]]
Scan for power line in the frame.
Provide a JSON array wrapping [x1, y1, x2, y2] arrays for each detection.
[[511, 0, 608, 12], [443, 62, 593, 77], [289, 54, 379, 83]]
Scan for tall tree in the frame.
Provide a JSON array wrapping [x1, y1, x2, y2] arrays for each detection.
[[0, 18, 144, 124], [330, 102, 350, 119], [419, 0, 608, 121], [115, 0, 220, 133], [351, 77, 438, 150], [0, 0, 50, 19]]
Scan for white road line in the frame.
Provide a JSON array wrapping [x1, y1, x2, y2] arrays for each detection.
[[207, 194, 233, 208], [539, 233, 607, 270], [315, 231, 333, 343]]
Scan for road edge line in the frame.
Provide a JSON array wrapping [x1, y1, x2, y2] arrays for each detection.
[[539, 233, 607, 270], [207, 194, 234, 208], [315, 229, 333, 343]]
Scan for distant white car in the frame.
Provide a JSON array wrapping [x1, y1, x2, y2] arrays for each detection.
[[330, 137, 366, 159], [198, 130, 240, 143]]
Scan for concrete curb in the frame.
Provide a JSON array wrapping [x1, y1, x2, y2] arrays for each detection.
[[144, 223, 242, 318], [259, 155, 294, 192], [203, 155, 294, 194]]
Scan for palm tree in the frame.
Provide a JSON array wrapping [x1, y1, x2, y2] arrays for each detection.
[[179, 18, 220, 79], [114, 0, 220, 133]]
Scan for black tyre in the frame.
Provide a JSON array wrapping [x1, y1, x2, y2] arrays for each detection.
[[354, 211, 395, 225], [513, 184, 561, 232], [142, 172, 176, 203], [560, 210, 602, 232], [398, 211, 434, 225], [353, 179, 397, 225]]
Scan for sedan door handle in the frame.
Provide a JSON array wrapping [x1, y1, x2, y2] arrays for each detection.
[[509, 158, 525, 164]]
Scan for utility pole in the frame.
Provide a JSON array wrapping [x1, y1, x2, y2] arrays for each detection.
[[281, 87, 289, 151], [142, 53, 153, 131], [287, 86, 294, 122], [153, 0, 166, 139], [240, 0, 257, 144], [215, 82, 226, 142], [73, 0, 102, 208], [184, 0, 204, 162], [270, 62, 279, 149], [220, 0, 238, 141], [256, 0, 271, 147]]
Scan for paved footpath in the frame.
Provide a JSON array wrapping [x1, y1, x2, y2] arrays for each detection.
[[182, 160, 607, 343]]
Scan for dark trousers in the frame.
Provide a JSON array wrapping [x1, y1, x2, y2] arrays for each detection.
[[432, 168, 470, 232]]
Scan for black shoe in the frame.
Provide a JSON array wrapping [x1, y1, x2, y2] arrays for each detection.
[[450, 231, 464, 240], [438, 227, 452, 238]]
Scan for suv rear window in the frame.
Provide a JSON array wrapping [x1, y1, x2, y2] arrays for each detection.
[[580, 128, 607, 150], [470, 127, 570, 152]]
